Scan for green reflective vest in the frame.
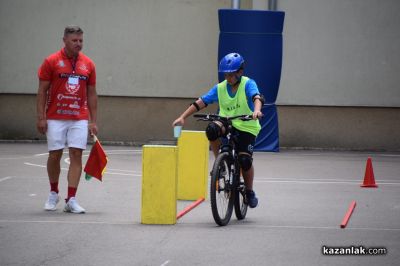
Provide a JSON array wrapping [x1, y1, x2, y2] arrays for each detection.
[[217, 76, 261, 136]]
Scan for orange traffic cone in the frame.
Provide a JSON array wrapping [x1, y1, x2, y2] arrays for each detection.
[[361, 157, 378, 188]]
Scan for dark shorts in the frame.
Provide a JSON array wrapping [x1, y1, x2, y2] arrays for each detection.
[[222, 127, 256, 156]]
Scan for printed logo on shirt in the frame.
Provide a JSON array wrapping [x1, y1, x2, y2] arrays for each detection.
[[226, 103, 241, 111], [79, 64, 88, 72], [58, 60, 65, 67], [59, 73, 88, 80], [56, 109, 80, 116], [57, 94, 80, 101], [65, 83, 80, 95], [69, 101, 81, 109], [65, 75, 80, 95]]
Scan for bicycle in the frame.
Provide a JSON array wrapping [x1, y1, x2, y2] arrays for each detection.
[[194, 113, 253, 226]]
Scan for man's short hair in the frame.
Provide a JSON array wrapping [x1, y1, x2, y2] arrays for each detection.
[[64, 25, 83, 37]]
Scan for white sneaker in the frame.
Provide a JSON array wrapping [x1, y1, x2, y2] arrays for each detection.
[[44, 191, 60, 211], [64, 197, 85, 214]]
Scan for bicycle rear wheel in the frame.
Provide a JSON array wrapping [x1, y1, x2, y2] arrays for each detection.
[[234, 171, 248, 220], [210, 152, 235, 226]]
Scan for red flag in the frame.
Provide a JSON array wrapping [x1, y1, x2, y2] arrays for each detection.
[[84, 136, 107, 181]]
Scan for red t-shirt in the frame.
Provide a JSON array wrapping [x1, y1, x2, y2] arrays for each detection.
[[38, 48, 96, 120]]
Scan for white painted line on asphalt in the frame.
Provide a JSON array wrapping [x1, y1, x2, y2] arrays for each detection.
[[24, 162, 69, 171], [376, 153, 400, 157], [105, 172, 141, 177], [98, 149, 141, 153], [24, 162, 46, 168], [104, 168, 138, 173], [265, 152, 400, 158], [0, 176, 13, 182], [255, 179, 400, 185], [34, 151, 70, 157], [1, 219, 399, 232], [104, 150, 142, 154], [0, 156, 39, 160], [24, 162, 141, 177], [160, 260, 170, 266], [0, 219, 133, 225], [2, 176, 50, 180], [34, 152, 50, 156], [34, 150, 142, 157], [257, 177, 400, 182], [238, 224, 400, 232], [61, 152, 142, 175]]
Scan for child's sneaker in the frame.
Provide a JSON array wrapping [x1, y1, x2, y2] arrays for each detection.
[[246, 190, 258, 208]]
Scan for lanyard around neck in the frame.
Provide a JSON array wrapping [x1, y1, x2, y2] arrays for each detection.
[[69, 56, 78, 74], [64, 48, 78, 74]]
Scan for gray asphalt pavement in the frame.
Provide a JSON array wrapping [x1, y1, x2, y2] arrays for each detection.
[[0, 143, 399, 266]]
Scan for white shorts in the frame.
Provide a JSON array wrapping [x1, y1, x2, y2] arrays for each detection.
[[46, 120, 88, 151]]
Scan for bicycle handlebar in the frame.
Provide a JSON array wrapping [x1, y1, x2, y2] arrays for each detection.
[[193, 113, 253, 122]]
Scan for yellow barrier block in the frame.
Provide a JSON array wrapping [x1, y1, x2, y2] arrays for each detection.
[[177, 130, 209, 200], [141, 145, 177, 224]]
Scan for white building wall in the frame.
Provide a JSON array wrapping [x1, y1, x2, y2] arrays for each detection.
[[276, 0, 400, 107]]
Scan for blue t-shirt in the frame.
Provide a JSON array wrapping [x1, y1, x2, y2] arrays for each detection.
[[200, 78, 260, 111]]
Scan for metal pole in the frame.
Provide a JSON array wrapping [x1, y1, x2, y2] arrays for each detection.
[[268, 0, 278, 11], [232, 0, 240, 9]]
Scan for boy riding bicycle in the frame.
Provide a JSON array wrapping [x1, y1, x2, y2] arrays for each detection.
[[172, 52, 264, 208]]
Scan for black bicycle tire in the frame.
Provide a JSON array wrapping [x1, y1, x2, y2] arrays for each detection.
[[234, 169, 248, 220], [210, 152, 235, 226]]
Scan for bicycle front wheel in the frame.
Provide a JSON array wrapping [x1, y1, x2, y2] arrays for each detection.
[[210, 152, 235, 226], [234, 172, 248, 220]]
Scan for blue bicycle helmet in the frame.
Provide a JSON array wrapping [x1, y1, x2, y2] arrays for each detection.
[[218, 53, 244, 73]]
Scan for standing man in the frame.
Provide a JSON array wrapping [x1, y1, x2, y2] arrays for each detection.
[[172, 53, 264, 208], [37, 25, 98, 213]]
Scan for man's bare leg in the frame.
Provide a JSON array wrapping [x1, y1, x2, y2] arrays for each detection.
[[47, 149, 63, 184], [67, 148, 83, 188]]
